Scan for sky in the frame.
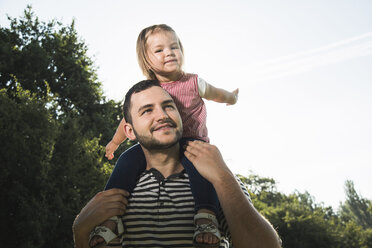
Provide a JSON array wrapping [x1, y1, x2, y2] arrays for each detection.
[[1, 0, 371, 209]]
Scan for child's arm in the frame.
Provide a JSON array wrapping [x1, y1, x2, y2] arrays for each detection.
[[203, 83, 239, 105], [105, 118, 127, 160]]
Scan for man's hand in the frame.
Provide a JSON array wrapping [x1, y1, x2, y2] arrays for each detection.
[[73, 189, 129, 248], [184, 140, 232, 185]]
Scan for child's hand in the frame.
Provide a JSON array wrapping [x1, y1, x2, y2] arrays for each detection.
[[227, 88, 239, 106], [105, 141, 120, 160]]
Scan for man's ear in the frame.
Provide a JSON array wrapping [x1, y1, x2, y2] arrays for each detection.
[[123, 121, 136, 141]]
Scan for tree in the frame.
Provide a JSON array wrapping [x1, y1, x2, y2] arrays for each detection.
[[338, 180, 372, 248], [238, 174, 372, 248], [0, 86, 113, 247], [0, 7, 122, 247], [0, 6, 102, 115], [0, 6, 123, 146], [340, 180, 372, 229], [0, 87, 57, 247], [238, 173, 343, 248]]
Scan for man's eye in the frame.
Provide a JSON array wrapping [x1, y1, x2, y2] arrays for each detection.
[[142, 109, 152, 115], [165, 105, 175, 109]]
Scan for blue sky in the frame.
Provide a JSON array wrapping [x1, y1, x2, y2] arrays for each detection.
[[1, 0, 371, 209]]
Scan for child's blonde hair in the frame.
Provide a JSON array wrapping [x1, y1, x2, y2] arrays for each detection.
[[136, 24, 184, 80]]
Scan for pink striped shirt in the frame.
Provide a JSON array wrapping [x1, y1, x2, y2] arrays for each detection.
[[161, 73, 209, 142]]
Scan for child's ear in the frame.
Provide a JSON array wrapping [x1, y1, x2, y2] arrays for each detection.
[[123, 122, 136, 141]]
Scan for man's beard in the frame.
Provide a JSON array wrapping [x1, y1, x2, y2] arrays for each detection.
[[133, 119, 183, 150]]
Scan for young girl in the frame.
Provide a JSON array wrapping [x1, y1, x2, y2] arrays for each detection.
[[90, 24, 238, 248]]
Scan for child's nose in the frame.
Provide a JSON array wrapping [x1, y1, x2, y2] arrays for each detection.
[[165, 48, 174, 56]]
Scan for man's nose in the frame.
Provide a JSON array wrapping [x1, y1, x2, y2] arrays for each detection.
[[154, 107, 169, 121]]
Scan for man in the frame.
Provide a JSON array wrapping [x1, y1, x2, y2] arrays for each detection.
[[73, 80, 281, 248]]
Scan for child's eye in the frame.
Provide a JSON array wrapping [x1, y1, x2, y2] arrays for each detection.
[[155, 49, 162, 53]]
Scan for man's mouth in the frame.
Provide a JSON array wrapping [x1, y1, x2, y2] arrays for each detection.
[[151, 120, 177, 132]]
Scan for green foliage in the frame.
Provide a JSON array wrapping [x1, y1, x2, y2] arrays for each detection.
[[239, 173, 372, 248], [0, 6, 122, 146], [0, 85, 114, 247], [337, 180, 372, 248], [0, 6, 121, 248], [0, 6, 102, 114], [0, 87, 57, 247], [42, 116, 110, 247], [340, 180, 372, 229]]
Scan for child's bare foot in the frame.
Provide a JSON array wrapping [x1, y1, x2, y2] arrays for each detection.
[[194, 209, 220, 247], [89, 219, 116, 247]]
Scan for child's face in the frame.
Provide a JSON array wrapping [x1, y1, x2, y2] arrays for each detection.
[[146, 31, 183, 78]]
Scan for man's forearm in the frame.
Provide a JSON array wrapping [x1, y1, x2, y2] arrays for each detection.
[[183, 141, 281, 247], [213, 171, 281, 248], [73, 223, 91, 248]]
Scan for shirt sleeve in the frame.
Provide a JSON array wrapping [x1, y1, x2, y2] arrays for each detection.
[[197, 76, 208, 97]]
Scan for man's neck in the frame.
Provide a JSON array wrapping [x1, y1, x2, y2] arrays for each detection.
[[142, 143, 183, 178]]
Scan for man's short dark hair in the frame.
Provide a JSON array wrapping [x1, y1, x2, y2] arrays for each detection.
[[123, 80, 161, 124]]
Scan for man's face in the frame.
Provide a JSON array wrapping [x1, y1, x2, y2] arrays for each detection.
[[128, 86, 183, 150]]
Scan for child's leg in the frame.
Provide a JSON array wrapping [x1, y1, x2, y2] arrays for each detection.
[[182, 156, 220, 213], [180, 138, 220, 214], [90, 144, 146, 247], [104, 143, 146, 191], [180, 138, 221, 246]]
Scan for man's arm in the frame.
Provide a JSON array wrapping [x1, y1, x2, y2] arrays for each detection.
[[184, 141, 281, 248], [73, 189, 129, 248]]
